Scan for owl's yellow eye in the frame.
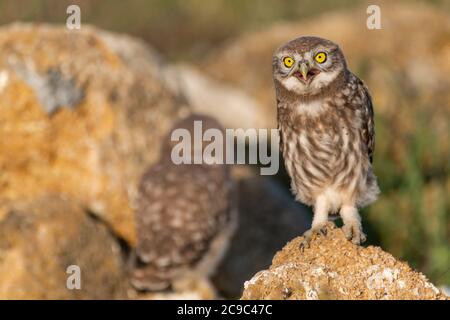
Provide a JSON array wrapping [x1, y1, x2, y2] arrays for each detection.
[[314, 52, 327, 63], [283, 57, 295, 68]]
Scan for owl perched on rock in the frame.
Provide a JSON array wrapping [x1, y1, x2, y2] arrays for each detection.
[[130, 114, 236, 292], [273, 36, 379, 247]]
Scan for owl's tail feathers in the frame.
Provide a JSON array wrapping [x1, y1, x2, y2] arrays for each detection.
[[357, 169, 380, 208]]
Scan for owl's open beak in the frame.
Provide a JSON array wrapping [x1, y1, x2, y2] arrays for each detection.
[[293, 62, 320, 83], [300, 63, 309, 81]]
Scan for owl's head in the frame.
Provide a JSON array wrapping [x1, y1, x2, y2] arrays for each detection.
[[273, 36, 347, 97]]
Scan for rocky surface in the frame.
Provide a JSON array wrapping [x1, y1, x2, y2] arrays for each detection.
[[0, 196, 128, 299], [0, 23, 188, 244], [241, 223, 447, 300]]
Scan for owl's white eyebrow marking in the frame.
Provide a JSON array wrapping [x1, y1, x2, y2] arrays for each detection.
[[304, 51, 313, 60]]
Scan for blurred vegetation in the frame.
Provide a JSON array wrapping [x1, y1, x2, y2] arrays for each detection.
[[0, 0, 448, 286], [367, 81, 450, 285], [0, 0, 448, 61]]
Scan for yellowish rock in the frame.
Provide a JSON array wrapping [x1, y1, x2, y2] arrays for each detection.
[[241, 223, 447, 300], [0, 24, 188, 244], [0, 196, 128, 299]]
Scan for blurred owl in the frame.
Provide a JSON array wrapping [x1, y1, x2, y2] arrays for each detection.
[[273, 36, 379, 247], [130, 114, 236, 292]]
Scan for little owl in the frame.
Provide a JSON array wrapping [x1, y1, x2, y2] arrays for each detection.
[[130, 114, 236, 292], [273, 36, 379, 247]]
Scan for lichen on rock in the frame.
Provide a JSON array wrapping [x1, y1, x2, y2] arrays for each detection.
[[241, 223, 447, 300], [0, 23, 188, 245]]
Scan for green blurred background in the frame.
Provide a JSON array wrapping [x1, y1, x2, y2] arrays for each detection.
[[0, 0, 448, 287]]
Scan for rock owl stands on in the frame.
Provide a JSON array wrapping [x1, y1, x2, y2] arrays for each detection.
[[130, 114, 236, 292], [273, 36, 379, 247]]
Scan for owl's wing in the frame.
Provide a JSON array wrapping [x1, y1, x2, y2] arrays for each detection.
[[356, 79, 375, 163]]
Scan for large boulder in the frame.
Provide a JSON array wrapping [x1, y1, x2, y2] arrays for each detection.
[[241, 223, 447, 300], [0, 23, 188, 244], [0, 196, 128, 299]]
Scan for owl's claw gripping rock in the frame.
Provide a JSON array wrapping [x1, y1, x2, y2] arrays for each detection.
[[342, 222, 366, 245], [299, 225, 328, 251]]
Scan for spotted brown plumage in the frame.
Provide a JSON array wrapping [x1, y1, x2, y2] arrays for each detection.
[[130, 114, 236, 291], [273, 36, 379, 246]]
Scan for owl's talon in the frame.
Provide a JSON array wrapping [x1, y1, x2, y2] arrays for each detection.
[[342, 223, 366, 245], [299, 230, 312, 251], [342, 224, 352, 240], [299, 224, 328, 251], [299, 242, 306, 252], [353, 231, 367, 245]]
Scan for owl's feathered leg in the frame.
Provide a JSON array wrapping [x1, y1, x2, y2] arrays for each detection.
[[300, 195, 329, 251], [340, 205, 366, 245]]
